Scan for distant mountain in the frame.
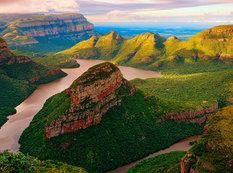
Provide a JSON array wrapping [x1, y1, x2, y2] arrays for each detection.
[[0, 13, 100, 52], [0, 37, 66, 125], [58, 25, 233, 73], [20, 62, 206, 172], [181, 105, 233, 173]]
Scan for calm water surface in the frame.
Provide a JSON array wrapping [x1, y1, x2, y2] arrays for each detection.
[[0, 59, 161, 152]]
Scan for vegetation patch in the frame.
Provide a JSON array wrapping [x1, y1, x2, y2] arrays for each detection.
[[127, 151, 186, 173], [0, 150, 87, 173], [132, 70, 233, 111]]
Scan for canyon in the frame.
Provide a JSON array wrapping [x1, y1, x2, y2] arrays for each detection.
[[0, 13, 99, 52]]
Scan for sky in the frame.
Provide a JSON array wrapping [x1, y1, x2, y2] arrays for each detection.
[[0, 0, 233, 25]]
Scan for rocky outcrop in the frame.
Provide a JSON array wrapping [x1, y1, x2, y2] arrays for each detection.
[[0, 37, 65, 84], [0, 38, 31, 65], [45, 62, 137, 138], [208, 25, 233, 33], [158, 102, 218, 124]]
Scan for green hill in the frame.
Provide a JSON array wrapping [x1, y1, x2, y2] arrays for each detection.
[[132, 70, 233, 112], [0, 150, 87, 173], [58, 25, 233, 74], [19, 63, 206, 173], [181, 105, 233, 173]]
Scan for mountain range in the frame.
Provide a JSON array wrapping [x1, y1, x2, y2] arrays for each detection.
[[58, 25, 233, 73]]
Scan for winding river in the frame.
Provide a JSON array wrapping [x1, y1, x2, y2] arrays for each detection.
[[0, 59, 162, 152], [0, 60, 199, 173], [107, 135, 199, 173]]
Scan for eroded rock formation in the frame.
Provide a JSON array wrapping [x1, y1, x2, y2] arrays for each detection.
[[0, 13, 99, 49], [45, 62, 137, 138], [158, 102, 218, 124], [0, 38, 31, 65]]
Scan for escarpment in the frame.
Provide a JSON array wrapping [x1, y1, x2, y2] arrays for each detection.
[[158, 102, 218, 124], [0, 13, 99, 52], [45, 62, 137, 138], [16, 14, 94, 37]]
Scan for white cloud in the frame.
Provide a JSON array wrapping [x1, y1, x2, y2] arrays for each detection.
[[0, 0, 79, 13]]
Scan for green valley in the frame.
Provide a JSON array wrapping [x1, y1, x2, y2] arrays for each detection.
[[132, 70, 233, 112], [19, 62, 208, 173]]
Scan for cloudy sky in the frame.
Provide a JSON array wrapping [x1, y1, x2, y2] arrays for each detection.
[[0, 0, 233, 24]]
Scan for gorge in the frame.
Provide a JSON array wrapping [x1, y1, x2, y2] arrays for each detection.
[[0, 59, 161, 152]]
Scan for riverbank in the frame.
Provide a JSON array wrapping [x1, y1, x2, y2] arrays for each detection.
[[108, 135, 200, 173], [0, 59, 161, 152]]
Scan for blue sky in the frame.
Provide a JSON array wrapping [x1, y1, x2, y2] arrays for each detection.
[[0, 0, 233, 25]]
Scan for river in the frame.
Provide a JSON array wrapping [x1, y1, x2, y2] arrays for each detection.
[[107, 135, 200, 173], [0, 59, 162, 152]]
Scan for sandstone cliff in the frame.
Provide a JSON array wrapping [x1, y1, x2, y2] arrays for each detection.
[[45, 62, 137, 138], [157, 102, 218, 124], [16, 14, 94, 37], [0, 13, 99, 52], [181, 105, 233, 173]]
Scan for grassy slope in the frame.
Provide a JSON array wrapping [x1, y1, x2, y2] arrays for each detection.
[[12, 49, 80, 68], [132, 70, 233, 111], [127, 151, 186, 173], [184, 105, 233, 173], [0, 150, 87, 173], [57, 25, 233, 74], [19, 90, 204, 173]]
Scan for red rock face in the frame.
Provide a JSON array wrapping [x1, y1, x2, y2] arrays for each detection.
[[0, 38, 32, 65], [29, 69, 62, 83], [157, 102, 218, 124], [181, 154, 199, 173], [45, 63, 137, 139], [17, 15, 94, 37]]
